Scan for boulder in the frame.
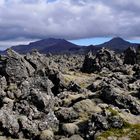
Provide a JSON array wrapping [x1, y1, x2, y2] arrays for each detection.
[[124, 47, 137, 65], [39, 129, 54, 140], [136, 45, 140, 64], [87, 110, 123, 139], [67, 81, 82, 92], [73, 99, 102, 115], [6, 49, 35, 83], [0, 76, 7, 90], [55, 107, 79, 123], [100, 86, 140, 115], [0, 110, 19, 137], [81, 48, 123, 73], [69, 135, 84, 140], [61, 123, 79, 136]]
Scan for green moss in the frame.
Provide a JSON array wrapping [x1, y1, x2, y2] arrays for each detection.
[[96, 107, 140, 140], [129, 124, 140, 140], [64, 77, 71, 84], [107, 107, 118, 116], [97, 122, 140, 140], [7, 83, 17, 92], [79, 82, 86, 88]]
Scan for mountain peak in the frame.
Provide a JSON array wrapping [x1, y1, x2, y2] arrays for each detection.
[[86, 37, 139, 52], [110, 37, 127, 43], [11, 38, 80, 54]]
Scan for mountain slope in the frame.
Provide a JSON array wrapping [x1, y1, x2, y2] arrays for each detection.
[[87, 37, 139, 52], [84, 45, 101, 52], [11, 38, 81, 54]]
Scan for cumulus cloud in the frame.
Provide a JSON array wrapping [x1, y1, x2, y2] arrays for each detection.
[[0, 0, 140, 48]]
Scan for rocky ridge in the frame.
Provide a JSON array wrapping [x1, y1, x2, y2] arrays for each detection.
[[0, 46, 139, 140]]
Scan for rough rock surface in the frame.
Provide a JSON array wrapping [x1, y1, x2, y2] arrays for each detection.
[[124, 47, 137, 65], [81, 48, 123, 73], [136, 45, 140, 64], [0, 48, 139, 140]]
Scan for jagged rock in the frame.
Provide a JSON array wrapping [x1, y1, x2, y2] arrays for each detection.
[[87, 110, 123, 139], [20, 75, 54, 98], [0, 76, 7, 90], [0, 50, 60, 139], [81, 48, 123, 73], [28, 88, 53, 112], [0, 48, 139, 139], [18, 115, 40, 138], [100, 86, 140, 115], [25, 50, 58, 71], [109, 115, 123, 128], [0, 88, 6, 98], [87, 79, 103, 92], [0, 110, 19, 137], [55, 107, 79, 123], [6, 49, 35, 83], [81, 52, 98, 73], [124, 47, 137, 65], [67, 81, 82, 92], [49, 72, 66, 96], [136, 45, 140, 64], [133, 64, 140, 78]]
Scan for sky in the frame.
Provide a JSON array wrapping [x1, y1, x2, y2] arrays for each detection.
[[0, 0, 140, 50]]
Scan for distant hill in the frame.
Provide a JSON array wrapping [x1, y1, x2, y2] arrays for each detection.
[[0, 37, 139, 55], [10, 38, 81, 54], [86, 37, 139, 52], [84, 45, 101, 53]]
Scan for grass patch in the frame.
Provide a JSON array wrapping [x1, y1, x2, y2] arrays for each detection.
[[97, 122, 140, 140], [79, 82, 87, 88], [107, 107, 119, 116], [64, 76, 72, 84], [7, 83, 17, 92]]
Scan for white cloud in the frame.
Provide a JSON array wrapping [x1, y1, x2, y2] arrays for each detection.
[[0, 0, 140, 46]]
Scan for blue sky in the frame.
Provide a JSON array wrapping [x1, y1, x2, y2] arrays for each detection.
[[70, 37, 140, 46], [70, 37, 112, 46], [0, 0, 140, 49]]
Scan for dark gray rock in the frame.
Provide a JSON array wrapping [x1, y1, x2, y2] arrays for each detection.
[[81, 51, 99, 73], [0, 110, 19, 137], [136, 45, 140, 64], [108, 115, 123, 128], [86, 110, 123, 139], [55, 107, 79, 123], [0, 76, 7, 90], [124, 47, 137, 65], [100, 85, 140, 115], [67, 81, 82, 92], [48, 72, 67, 96], [81, 48, 123, 73], [5, 49, 35, 83]]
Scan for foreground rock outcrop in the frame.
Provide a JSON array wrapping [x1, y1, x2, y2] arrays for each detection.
[[0, 47, 139, 140], [81, 48, 123, 73]]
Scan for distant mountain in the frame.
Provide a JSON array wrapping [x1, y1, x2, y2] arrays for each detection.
[[10, 38, 81, 54], [86, 37, 139, 52], [0, 37, 139, 55], [84, 45, 101, 53]]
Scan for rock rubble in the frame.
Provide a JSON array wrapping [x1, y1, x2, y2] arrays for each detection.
[[0, 47, 139, 140]]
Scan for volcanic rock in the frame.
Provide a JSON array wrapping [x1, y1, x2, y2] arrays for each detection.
[[81, 48, 123, 73], [124, 47, 137, 65]]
